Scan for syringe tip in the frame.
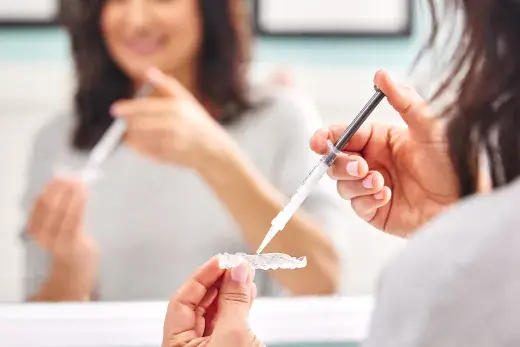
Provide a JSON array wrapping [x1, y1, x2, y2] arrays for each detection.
[[256, 226, 280, 254], [255, 243, 267, 254]]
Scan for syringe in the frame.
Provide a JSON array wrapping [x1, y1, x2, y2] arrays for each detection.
[[256, 87, 386, 254], [81, 84, 153, 181]]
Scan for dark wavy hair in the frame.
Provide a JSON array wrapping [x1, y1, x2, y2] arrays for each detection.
[[424, 0, 520, 196], [60, 0, 251, 151]]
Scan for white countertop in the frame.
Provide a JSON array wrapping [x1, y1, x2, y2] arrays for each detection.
[[0, 296, 373, 347]]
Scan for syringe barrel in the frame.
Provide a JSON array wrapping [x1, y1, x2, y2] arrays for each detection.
[[80, 84, 153, 181], [323, 140, 342, 166], [335, 89, 385, 150], [262, 88, 386, 251], [271, 140, 339, 230]]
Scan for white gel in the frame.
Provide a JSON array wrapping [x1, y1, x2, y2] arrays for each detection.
[[256, 145, 335, 254], [217, 252, 307, 271]]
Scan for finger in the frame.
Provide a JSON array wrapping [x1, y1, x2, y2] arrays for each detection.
[[57, 179, 86, 243], [327, 153, 369, 180], [111, 98, 178, 118], [125, 114, 175, 134], [168, 258, 225, 335], [336, 171, 385, 200], [146, 67, 193, 100], [186, 337, 210, 347], [198, 286, 220, 314], [173, 257, 224, 310], [215, 263, 254, 327], [209, 283, 255, 340], [202, 280, 225, 337], [250, 282, 257, 310], [44, 179, 76, 245], [30, 179, 71, 246], [195, 281, 222, 337], [197, 338, 211, 347], [374, 70, 433, 132], [27, 179, 62, 237], [27, 194, 50, 240], [169, 333, 208, 347], [351, 186, 392, 222], [310, 124, 373, 155], [204, 302, 218, 337]]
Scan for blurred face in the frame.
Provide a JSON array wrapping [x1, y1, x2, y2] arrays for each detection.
[[101, 0, 202, 82]]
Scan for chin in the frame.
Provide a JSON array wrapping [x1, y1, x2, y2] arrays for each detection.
[[118, 55, 174, 81], [117, 60, 152, 81]]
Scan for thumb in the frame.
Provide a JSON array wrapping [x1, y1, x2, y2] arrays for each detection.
[[217, 262, 254, 326], [374, 70, 434, 134]]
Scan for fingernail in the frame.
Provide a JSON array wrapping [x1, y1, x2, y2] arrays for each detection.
[[109, 104, 120, 116], [362, 175, 374, 189], [346, 162, 360, 177], [251, 268, 256, 281], [374, 192, 384, 200], [385, 71, 393, 82], [231, 263, 250, 284]]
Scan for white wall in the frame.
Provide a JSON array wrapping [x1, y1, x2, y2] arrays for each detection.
[[0, 61, 407, 302]]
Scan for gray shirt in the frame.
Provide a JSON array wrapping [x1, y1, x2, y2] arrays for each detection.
[[21, 87, 346, 301], [363, 178, 520, 346]]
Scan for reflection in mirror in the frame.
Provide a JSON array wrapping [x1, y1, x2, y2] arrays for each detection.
[[1, 0, 409, 304]]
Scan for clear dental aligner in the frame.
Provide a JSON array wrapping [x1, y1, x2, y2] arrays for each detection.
[[217, 253, 307, 271]]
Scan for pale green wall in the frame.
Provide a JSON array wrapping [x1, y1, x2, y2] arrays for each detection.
[[0, 27, 423, 66], [0, 2, 427, 67]]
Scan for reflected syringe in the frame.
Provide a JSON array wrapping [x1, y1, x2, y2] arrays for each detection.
[[81, 84, 153, 181], [256, 87, 386, 254]]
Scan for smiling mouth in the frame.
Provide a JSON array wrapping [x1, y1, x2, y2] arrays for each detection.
[[124, 38, 165, 55]]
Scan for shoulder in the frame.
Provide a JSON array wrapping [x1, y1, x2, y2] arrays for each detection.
[[32, 113, 73, 153], [364, 181, 520, 345], [244, 84, 322, 132], [21, 114, 75, 210], [370, 179, 520, 340], [388, 178, 520, 278], [27, 113, 75, 175]]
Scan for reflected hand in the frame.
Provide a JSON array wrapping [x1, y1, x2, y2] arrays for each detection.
[[163, 258, 262, 347], [27, 176, 97, 265], [310, 70, 459, 237], [111, 68, 237, 171]]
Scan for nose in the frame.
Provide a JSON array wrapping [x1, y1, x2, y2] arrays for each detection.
[[122, 0, 153, 30]]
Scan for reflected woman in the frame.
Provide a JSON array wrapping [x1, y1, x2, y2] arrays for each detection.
[[21, 0, 345, 301]]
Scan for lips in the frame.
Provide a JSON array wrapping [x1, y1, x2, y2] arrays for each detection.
[[124, 37, 164, 55]]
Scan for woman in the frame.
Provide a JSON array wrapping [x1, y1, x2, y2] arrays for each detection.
[[22, 0, 344, 302], [162, 0, 520, 345]]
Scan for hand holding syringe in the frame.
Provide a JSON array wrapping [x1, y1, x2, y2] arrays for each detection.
[[256, 87, 386, 254]]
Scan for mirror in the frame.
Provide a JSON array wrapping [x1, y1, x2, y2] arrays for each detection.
[[0, 0, 58, 26], [254, 0, 413, 37], [0, 0, 412, 305]]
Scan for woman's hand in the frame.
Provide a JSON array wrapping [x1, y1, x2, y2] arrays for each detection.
[[111, 68, 237, 171], [163, 258, 262, 347], [27, 176, 97, 265], [310, 70, 459, 237]]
